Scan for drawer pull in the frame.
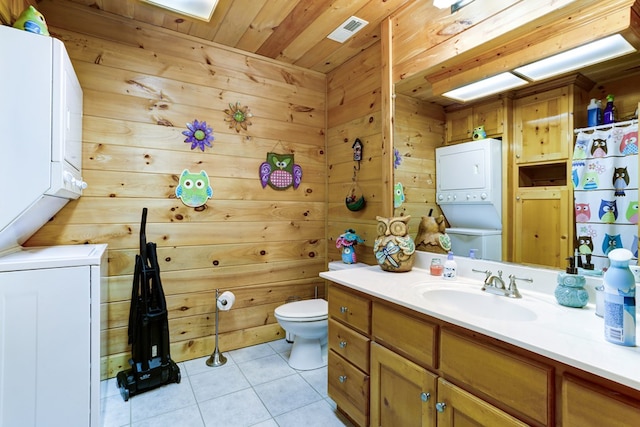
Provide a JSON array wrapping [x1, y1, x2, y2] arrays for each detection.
[[340, 306, 348, 313], [436, 402, 446, 413], [338, 375, 347, 383], [339, 340, 347, 349], [420, 392, 430, 402]]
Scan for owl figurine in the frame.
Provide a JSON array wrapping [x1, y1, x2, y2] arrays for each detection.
[[13, 6, 49, 36], [336, 229, 364, 264], [260, 152, 302, 190], [175, 169, 213, 208], [374, 215, 416, 272]]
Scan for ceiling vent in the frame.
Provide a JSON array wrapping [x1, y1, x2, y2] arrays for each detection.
[[327, 16, 369, 43]]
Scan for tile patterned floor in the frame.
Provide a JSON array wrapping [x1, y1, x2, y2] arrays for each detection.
[[100, 339, 354, 427]]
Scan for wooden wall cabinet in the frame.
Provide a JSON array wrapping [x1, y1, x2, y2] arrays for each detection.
[[511, 79, 590, 267], [446, 99, 504, 144], [513, 187, 570, 268]]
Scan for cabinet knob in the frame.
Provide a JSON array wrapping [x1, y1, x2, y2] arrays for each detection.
[[420, 392, 430, 402], [339, 340, 347, 349], [436, 402, 447, 413], [338, 375, 347, 383], [515, 196, 521, 201], [340, 306, 348, 313]]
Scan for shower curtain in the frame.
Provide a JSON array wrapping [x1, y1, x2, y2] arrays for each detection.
[[572, 121, 638, 271]]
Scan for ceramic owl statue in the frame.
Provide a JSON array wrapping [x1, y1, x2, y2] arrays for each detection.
[[13, 6, 49, 36], [374, 215, 416, 272]]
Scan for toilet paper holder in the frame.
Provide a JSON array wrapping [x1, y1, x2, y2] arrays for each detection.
[[206, 288, 234, 367]]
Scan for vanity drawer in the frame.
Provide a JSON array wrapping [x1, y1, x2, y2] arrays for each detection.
[[440, 328, 552, 426], [372, 301, 437, 369], [328, 350, 369, 427], [562, 374, 640, 427], [328, 285, 371, 335], [329, 318, 370, 373]]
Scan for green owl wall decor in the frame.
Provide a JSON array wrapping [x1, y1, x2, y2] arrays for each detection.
[[175, 169, 213, 207], [259, 152, 302, 190]]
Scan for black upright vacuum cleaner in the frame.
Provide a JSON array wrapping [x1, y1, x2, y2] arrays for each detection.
[[117, 208, 181, 401]]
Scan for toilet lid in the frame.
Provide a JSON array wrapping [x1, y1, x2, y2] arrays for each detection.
[[275, 299, 327, 320]]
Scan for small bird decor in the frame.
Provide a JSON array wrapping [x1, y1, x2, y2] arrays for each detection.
[[336, 229, 365, 264], [13, 6, 50, 36], [259, 152, 302, 190]]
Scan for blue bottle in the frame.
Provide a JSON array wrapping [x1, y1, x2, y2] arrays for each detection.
[[603, 94, 617, 125], [587, 99, 600, 127], [603, 248, 636, 346]]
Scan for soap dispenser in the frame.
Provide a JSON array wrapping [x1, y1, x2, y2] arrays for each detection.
[[554, 250, 588, 308], [443, 251, 457, 280]]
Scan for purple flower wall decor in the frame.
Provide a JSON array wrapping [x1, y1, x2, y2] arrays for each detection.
[[183, 119, 214, 151], [394, 148, 402, 169]]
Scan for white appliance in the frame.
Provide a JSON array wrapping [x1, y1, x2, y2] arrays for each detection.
[[0, 244, 106, 426], [436, 138, 502, 260], [0, 25, 86, 254]]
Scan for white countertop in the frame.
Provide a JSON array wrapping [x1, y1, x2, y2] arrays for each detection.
[[321, 253, 640, 392]]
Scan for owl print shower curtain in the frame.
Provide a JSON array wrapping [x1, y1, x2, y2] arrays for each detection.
[[572, 121, 638, 270]]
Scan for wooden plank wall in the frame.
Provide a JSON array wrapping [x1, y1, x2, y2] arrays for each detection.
[[23, 1, 328, 379], [326, 41, 384, 266], [393, 94, 446, 235]]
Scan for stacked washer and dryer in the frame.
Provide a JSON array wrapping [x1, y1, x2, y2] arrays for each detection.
[[435, 138, 503, 261]]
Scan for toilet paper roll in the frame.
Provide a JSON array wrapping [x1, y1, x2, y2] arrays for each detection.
[[217, 291, 235, 311]]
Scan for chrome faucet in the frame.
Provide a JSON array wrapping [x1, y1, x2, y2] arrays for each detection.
[[472, 269, 533, 299]]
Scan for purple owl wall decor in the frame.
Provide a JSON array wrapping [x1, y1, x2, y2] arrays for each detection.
[[259, 152, 302, 190]]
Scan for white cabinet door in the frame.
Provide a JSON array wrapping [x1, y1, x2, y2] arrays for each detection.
[[0, 266, 90, 426]]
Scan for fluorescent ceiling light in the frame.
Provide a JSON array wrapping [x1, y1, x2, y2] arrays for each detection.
[[514, 34, 636, 81], [442, 72, 528, 102], [142, 0, 219, 21], [433, 0, 456, 8]]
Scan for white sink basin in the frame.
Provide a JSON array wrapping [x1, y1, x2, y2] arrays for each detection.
[[414, 284, 538, 322]]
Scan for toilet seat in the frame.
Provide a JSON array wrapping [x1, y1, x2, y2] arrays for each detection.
[[274, 299, 327, 322]]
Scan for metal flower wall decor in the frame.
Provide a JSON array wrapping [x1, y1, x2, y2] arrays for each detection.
[[224, 102, 253, 132], [183, 119, 214, 151]]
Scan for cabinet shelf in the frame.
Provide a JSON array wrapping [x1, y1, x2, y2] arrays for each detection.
[[518, 163, 567, 187]]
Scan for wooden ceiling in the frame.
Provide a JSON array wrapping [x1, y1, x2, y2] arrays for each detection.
[[53, 0, 414, 74]]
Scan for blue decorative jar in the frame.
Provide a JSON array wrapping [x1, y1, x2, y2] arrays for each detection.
[[555, 272, 588, 308]]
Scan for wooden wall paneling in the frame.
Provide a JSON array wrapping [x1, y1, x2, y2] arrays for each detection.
[[326, 39, 383, 266], [393, 94, 445, 235], [25, 1, 328, 379]]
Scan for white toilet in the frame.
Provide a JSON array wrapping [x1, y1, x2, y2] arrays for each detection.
[[274, 261, 368, 370], [274, 298, 328, 370]]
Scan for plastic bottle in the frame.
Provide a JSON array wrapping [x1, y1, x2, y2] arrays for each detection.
[[596, 99, 604, 125], [443, 251, 457, 280], [603, 248, 636, 346], [603, 94, 617, 125], [587, 98, 600, 127]]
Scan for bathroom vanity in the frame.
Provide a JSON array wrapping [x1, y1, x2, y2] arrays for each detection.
[[321, 255, 640, 427]]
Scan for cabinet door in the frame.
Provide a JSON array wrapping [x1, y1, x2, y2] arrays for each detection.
[[514, 186, 569, 268], [562, 375, 640, 427], [514, 86, 570, 163], [474, 99, 504, 137], [370, 342, 437, 427], [446, 108, 473, 143], [436, 379, 529, 427], [0, 266, 90, 426]]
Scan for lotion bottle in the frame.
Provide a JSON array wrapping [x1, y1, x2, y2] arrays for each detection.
[[603, 248, 636, 346], [443, 251, 457, 280]]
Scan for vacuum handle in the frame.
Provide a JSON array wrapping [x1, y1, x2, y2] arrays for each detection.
[[140, 208, 148, 261]]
